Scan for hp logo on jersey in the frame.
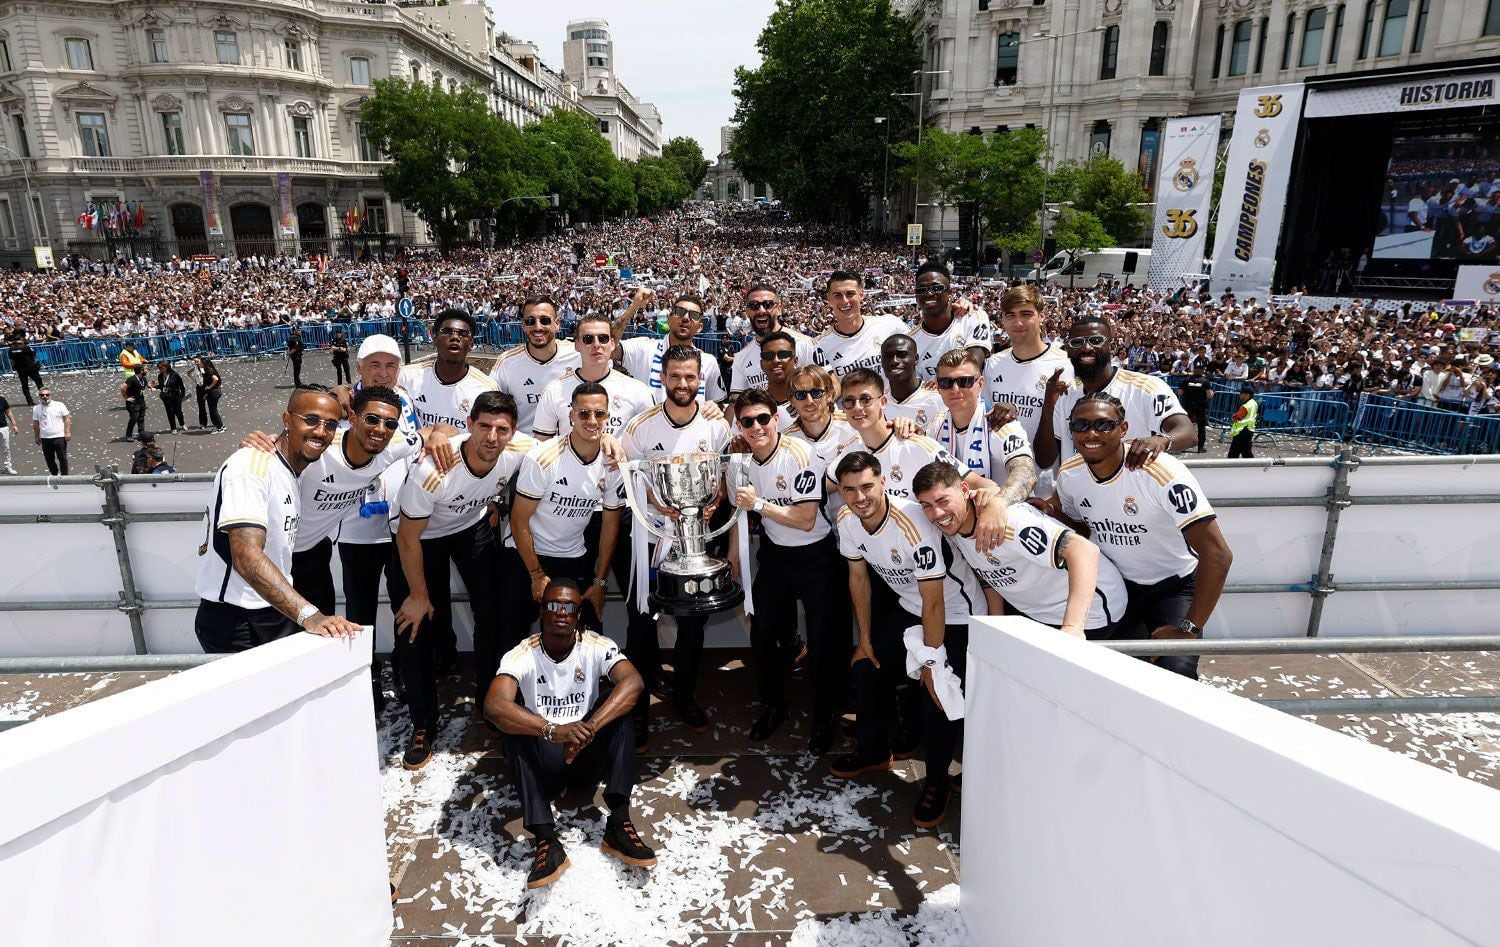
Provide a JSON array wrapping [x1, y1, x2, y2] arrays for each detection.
[[1167, 483, 1198, 515], [1018, 526, 1048, 557]]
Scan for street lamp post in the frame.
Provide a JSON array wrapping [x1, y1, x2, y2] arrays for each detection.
[[1030, 26, 1103, 277], [890, 67, 948, 260], [874, 116, 891, 234], [0, 143, 48, 266]]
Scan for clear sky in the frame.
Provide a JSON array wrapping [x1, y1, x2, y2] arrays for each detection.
[[484, 1, 777, 159]]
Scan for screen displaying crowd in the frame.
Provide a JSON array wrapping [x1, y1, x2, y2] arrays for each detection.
[[1375, 133, 1500, 261]]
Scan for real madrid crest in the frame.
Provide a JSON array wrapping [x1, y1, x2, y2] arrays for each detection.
[[915, 410, 928, 428], [890, 463, 903, 482], [1484, 273, 1500, 296], [699, 439, 709, 452], [890, 547, 902, 565], [597, 476, 605, 493], [1173, 158, 1199, 192], [1123, 495, 1139, 516], [776, 474, 788, 491], [573, 665, 585, 684], [1254, 128, 1272, 148]]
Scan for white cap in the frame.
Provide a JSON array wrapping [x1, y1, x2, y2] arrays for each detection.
[[357, 334, 401, 362]]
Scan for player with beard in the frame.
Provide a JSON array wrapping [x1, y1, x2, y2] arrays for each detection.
[[1034, 315, 1194, 470], [728, 283, 815, 396], [907, 261, 992, 379], [810, 270, 908, 379], [194, 387, 363, 653], [619, 346, 732, 741], [490, 295, 582, 433], [533, 312, 655, 440], [784, 365, 856, 469], [613, 288, 727, 402], [753, 331, 801, 427], [880, 335, 945, 431], [399, 309, 499, 431]]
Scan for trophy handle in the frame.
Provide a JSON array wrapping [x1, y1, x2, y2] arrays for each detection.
[[701, 452, 750, 542], [619, 459, 677, 544]]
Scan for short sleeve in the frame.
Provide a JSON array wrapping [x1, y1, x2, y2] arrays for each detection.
[[1150, 377, 1187, 424], [532, 385, 561, 437], [790, 456, 824, 504], [514, 453, 547, 501], [217, 458, 270, 531], [496, 643, 530, 683], [909, 513, 947, 583], [596, 636, 624, 675], [397, 461, 440, 520], [1056, 473, 1081, 521], [836, 516, 861, 561], [603, 465, 626, 511], [966, 313, 992, 350], [1149, 459, 1217, 531], [703, 357, 727, 402], [621, 337, 654, 381], [993, 421, 1034, 464], [1008, 504, 1067, 570]]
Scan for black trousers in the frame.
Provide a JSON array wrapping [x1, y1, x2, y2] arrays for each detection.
[[750, 533, 848, 722], [195, 599, 299, 653], [340, 539, 407, 703], [197, 387, 223, 428], [16, 366, 44, 405], [1228, 428, 1254, 458], [161, 394, 186, 430], [40, 437, 68, 475], [332, 353, 351, 385], [290, 352, 304, 386], [1186, 407, 1208, 452], [1120, 571, 1200, 680], [125, 403, 147, 438], [504, 698, 635, 835], [391, 520, 500, 726], [291, 537, 337, 616], [850, 598, 967, 787]]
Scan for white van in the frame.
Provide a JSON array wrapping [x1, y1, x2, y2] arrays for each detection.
[[1028, 248, 1150, 286]]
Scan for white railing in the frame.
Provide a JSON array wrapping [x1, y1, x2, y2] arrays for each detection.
[[68, 155, 388, 176]]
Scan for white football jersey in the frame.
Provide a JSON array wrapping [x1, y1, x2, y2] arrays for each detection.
[[785, 414, 857, 470], [619, 336, 727, 403], [398, 432, 532, 539], [1050, 368, 1187, 466], [837, 496, 981, 620], [926, 407, 1033, 484], [885, 387, 945, 432], [620, 403, 732, 462], [398, 364, 498, 431], [1055, 447, 1216, 585], [498, 631, 625, 724], [949, 502, 1125, 630], [294, 428, 422, 551], [510, 437, 625, 558], [909, 311, 993, 380], [729, 329, 816, 393], [336, 460, 409, 545], [810, 314, 908, 378], [532, 368, 654, 440], [488, 344, 582, 433], [986, 344, 1072, 443], [829, 431, 960, 502], [195, 447, 300, 610], [741, 433, 829, 547]]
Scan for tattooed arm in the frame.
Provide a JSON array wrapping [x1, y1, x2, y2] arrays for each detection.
[[227, 526, 361, 638]]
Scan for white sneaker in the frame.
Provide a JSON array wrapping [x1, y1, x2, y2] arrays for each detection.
[[3, 467, 15, 475]]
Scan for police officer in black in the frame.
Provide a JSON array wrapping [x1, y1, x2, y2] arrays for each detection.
[[8, 332, 44, 406], [122, 365, 150, 441], [287, 327, 306, 386], [1179, 363, 1213, 454]]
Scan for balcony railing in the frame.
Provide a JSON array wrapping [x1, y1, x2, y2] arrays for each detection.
[[66, 155, 388, 176]]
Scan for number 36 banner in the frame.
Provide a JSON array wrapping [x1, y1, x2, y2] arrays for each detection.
[[1147, 114, 1220, 293]]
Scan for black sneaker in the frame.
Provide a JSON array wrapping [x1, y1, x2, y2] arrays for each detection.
[[829, 751, 892, 779], [748, 704, 788, 741], [525, 836, 570, 889], [912, 780, 951, 829], [809, 721, 836, 756], [601, 819, 658, 868], [673, 696, 710, 733], [892, 725, 921, 760], [401, 728, 432, 771]]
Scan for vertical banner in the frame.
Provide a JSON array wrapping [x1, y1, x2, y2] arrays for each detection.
[[199, 171, 223, 236], [1209, 83, 1306, 299], [276, 173, 296, 236], [1147, 115, 1220, 292]]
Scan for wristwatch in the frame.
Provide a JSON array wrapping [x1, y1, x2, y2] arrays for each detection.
[[296, 603, 319, 627], [753, 498, 765, 513], [593, 577, 608, 588], [1176, 618, 1202, 638]]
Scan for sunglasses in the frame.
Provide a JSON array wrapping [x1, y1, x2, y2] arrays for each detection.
[[839, 394, 879, 409], [792, 389, 827, 401], [361, 414, 400, 430], [437, 326, 473, 339], [744, 300, 778, 311], [935, 375, 980, 390], [297, 414, 341, 432], [1066, 335, 1109, 349], [523, 316, 554, 327], [578, 333, 611, 345], [543, 600, 580, 615], [1068, 418, 1122, 434], [671, 306, 703, 320], [914, 284, 949, 297], [760, 349, 795, 361], [738, 412, 774, 429], [574, 408, 610, 420]]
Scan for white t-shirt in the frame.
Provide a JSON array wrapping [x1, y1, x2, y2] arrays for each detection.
[[949, 502, 1125, 630], [986, 344, 1072, 443], [621, 403, 732, 540], [836, 495, 980, 620], [294, 428, 422, 551], [619, 336, 727, 402], [785, 414, 858, 470], [829, 431, 960, 502], [729, 329, 816, 393], [1055, 447, 1217, 585], [32, 401, 69, 438], [510, 437, 625, 558], [195, 447, 300, 609], [336, 460, 409, 545], [810, 315, 909, 378], [909, 311, 993, 380], [532, 368, 654, 440], [884, 387, 945, 432], [1050, 368, 1188, 466], [398, 432, 533, 539], [742, 433, 829, 547], [497, 631, 625, 724], [489, 344, 582, 434], [398, 364, 498, 431]]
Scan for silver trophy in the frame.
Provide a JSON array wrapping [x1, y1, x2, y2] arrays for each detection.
[[619, 451, 746, 616]]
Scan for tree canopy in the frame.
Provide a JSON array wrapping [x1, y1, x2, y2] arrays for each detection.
[[896, 127, 1048, 256], [662, 137, 711, 193], [731, 0, 921, 225], [1048, 155, 1151, 246]]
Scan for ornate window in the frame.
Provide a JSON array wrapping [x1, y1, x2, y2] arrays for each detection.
[[148, 29, 169, 63], [350, 56, 371, 86], [1149, 22, 1169, 76], [162, 112, 185, 155], [78, 112, 110, 156], [216, 32, 239, 65], [1098, 25, 1119, 80], [224, 113, 253, 156], [293, 116, 313, 157], [65, 38, 94, 71], [996, 32, 1020, 85]]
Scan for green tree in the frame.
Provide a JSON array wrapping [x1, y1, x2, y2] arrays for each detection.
[[896, 127, 1047, 258], [1048, 155, 1151, 245], [732, 0, 920, 225], [359, 78, 525, 256], [632, 156, 692, 215], [662, 137, 711, 193], [1050, 208, 1111, 286], [521, 109, 635, 223]]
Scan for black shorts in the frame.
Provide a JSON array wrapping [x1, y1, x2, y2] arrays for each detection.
[[195, 599, 300, 653]]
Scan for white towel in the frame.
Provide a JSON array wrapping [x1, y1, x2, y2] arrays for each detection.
[[903, 626, 965, 721]]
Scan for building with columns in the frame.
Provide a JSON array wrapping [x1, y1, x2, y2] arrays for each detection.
[[698, 124, 773, 205], [562, 18, 662, 161], [0, 0, 493, 265], [911, 0, 1500, 246]]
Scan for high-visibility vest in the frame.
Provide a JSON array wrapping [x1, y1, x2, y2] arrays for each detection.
[[1230, 397, 1258, 436]]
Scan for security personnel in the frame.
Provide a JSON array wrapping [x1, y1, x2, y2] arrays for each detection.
[[1228, 385, 1258, 458], [727, 388, 840, 752], [1178, 363, 1214, 454]]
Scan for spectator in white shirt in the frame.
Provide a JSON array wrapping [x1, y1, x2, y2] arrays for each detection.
[[31, 388, 71, 475]]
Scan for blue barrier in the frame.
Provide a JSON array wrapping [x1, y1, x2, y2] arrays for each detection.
[[1352, 395, 1500, 456]]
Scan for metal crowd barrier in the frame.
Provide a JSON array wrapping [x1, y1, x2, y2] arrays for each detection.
[[1351, 394, 1500, 456]]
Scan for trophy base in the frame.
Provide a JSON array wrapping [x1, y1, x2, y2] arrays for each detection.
[[650, 563, 744, 617]]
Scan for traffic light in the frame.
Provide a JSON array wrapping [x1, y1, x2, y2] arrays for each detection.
[[396, 269, 409, 296]]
